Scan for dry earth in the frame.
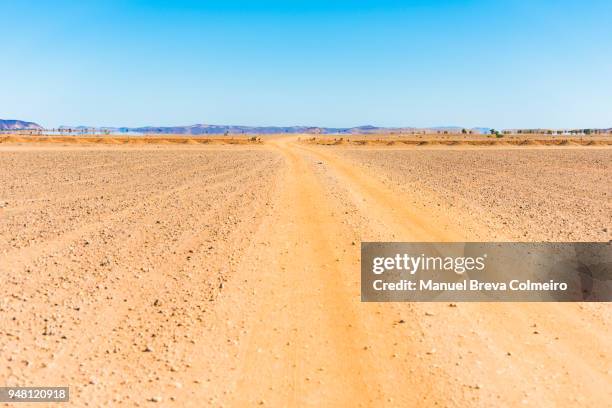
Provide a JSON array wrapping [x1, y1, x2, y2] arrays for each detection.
[[0, 138, 610, 407], [333, 147, 611, 241]]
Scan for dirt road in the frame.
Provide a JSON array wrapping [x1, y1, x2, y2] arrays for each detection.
[[207, 138, 611, 407], [1, 139, 610, 406]]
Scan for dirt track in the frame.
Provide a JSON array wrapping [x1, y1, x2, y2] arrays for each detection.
[[1, 138, 610, 406]]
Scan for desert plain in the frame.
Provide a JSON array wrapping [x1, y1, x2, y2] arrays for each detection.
[[0, 134, 611, 407]]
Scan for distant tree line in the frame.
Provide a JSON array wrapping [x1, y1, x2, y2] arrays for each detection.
[[514, 128, 610, 135]]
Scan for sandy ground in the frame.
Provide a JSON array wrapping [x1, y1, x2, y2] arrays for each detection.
[[333, 147, 611, 241], [0, 138, 610, 407]]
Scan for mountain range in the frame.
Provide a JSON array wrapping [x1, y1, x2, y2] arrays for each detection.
[[9, 118, 610, 135], [56, 123, 491, 135], [4, 118, 612, 135], [0, 119, 43, 130]]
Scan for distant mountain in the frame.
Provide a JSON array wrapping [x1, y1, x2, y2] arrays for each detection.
[[11, 120, 611, 135], [128, 124, 409, 135], [0, 119, 43, 130], [57, 123, 490, 135], [472, 127, 492, 134]]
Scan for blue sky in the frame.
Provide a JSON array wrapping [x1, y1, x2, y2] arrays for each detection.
[[1, 0, 611, 129]]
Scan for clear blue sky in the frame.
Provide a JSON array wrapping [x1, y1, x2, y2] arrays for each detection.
[[1, 0, 611, 129]]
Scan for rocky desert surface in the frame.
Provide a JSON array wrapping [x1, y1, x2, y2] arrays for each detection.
[[335, 147, 611, 241], [0, 136, 610, 407]]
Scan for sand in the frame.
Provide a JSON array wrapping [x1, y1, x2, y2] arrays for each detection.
[[0, 137, 610, 406], [333, 147, 611, 241]]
